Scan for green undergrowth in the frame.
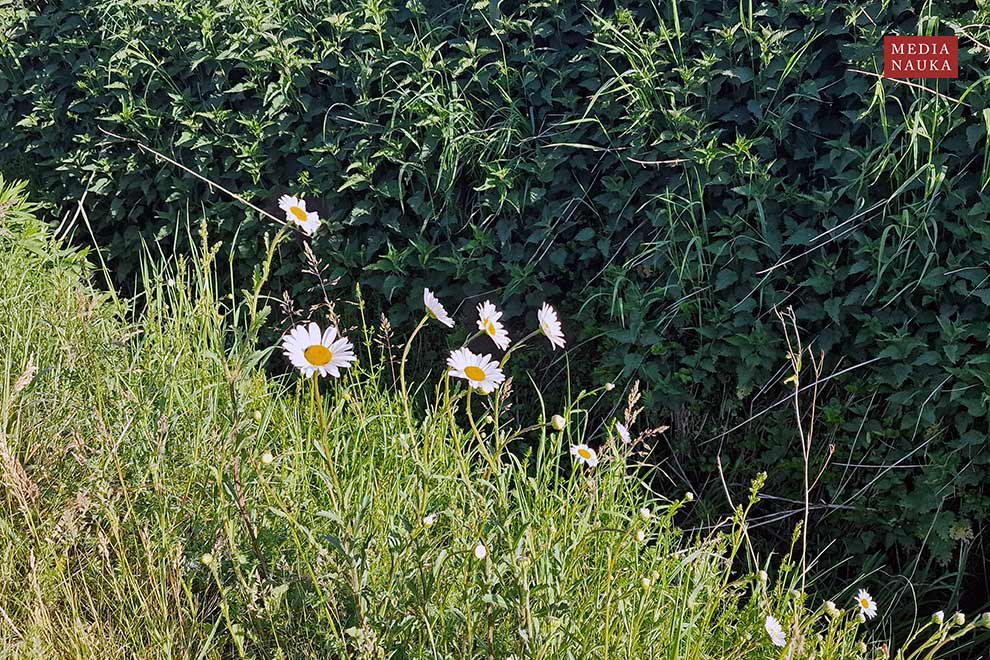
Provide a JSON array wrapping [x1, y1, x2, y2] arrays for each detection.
[[2, 178, 986, 657]]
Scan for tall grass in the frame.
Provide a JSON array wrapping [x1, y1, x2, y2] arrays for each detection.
[[1, 177, 986, 657]]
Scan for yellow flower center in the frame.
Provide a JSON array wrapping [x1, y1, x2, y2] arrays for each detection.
[[290, 206, 308, 222], [578, 448, 592, 460], [304, 345, 333, 366], [464, 365, 487, 381], [484, 320, 496, 336], [860, 599, 870, 609]]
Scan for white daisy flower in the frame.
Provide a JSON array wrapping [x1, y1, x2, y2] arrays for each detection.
[[765, 615, 786, 647], [278, 194, 321, 235], [570, 443, 599, 467], [423, 288, 454, 327], [281, 321, 356, 378], [447, 348, 505, 394], [855, 588, 878, 619], [476, 300, 511, 350], [537, 302, 565, 350], [474, 543, 488, 560], [615, 421, 632, 444]]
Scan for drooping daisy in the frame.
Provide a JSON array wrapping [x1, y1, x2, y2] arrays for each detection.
[[424, 288, 454, 327], [447, 348, 505, 394], [855, 589, 878, 619], [278, 195, 321, 236], [765, 615, 786, 647], [615, 421, 632, 444], [537, 302, 565, 350], [281, 321, 356, 378], [570, 443, 599, 467], [476, 301, 511, 350]]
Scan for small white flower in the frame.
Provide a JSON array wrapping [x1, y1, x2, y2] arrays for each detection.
[[615, 422, 631, 444], [474, 543, 488, 560], [447, 348, 505, 394], [537, 303, 565, 350], [639, 507, 651, 521], [551, 414, 566, 431], [569, 443, 599, 467], [423, 514, 436, 527], [641, 576, 652, 589], [278, 194, 321, 235], [477, 301, 511, 350], [684, 491, 694, 502], [855, 588, 878, 620], [281, 321, 357, 378], [260, 451, 274, 466], [635, 529, 646, 543], [765, 615, 786, 647], [932, 610, 944, 625], [423, 288, 454, 327]]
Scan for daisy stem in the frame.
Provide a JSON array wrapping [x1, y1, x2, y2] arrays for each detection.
[[499, 329, 541, 367], [460, 330, 485, 349], [312, 373, 327, 431], [312, 374, 346, 506], [465, 388, 496, 472], [399, 315, 429, 431]]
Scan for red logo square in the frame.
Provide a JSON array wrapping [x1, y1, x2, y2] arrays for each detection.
[[884, 36, 958, 79]]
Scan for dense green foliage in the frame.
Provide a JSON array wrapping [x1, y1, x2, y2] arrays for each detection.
[[0, 178, 920, 658], [2, 0, 989, 605]]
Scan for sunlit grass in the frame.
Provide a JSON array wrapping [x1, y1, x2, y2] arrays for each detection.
[[2, 178, 986, 657]]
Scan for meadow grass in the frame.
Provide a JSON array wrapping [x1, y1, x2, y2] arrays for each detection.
[[1, 177, 986, 658]]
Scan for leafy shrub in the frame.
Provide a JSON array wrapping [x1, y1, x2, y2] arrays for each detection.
[[2, 0, 989, 599]]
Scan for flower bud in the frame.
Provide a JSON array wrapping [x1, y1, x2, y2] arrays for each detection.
[[641, 576, 652, 589], [952, 612, 965, 626], [635, 529, 646, 543], [825, 601, 840, 618], [551, 414, 566, 431], [200, 553, 214, 567], [757, 570, 768, 583], [932, 610, 944, 625], [474, 543, 488, 560], [253, 410, 263, 423], [639, 507, 652, 521], [260, 451, 274, 465], [605, 382, 615, 391], [684, 492, 694, 502], [423, 514, 436, 527]]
